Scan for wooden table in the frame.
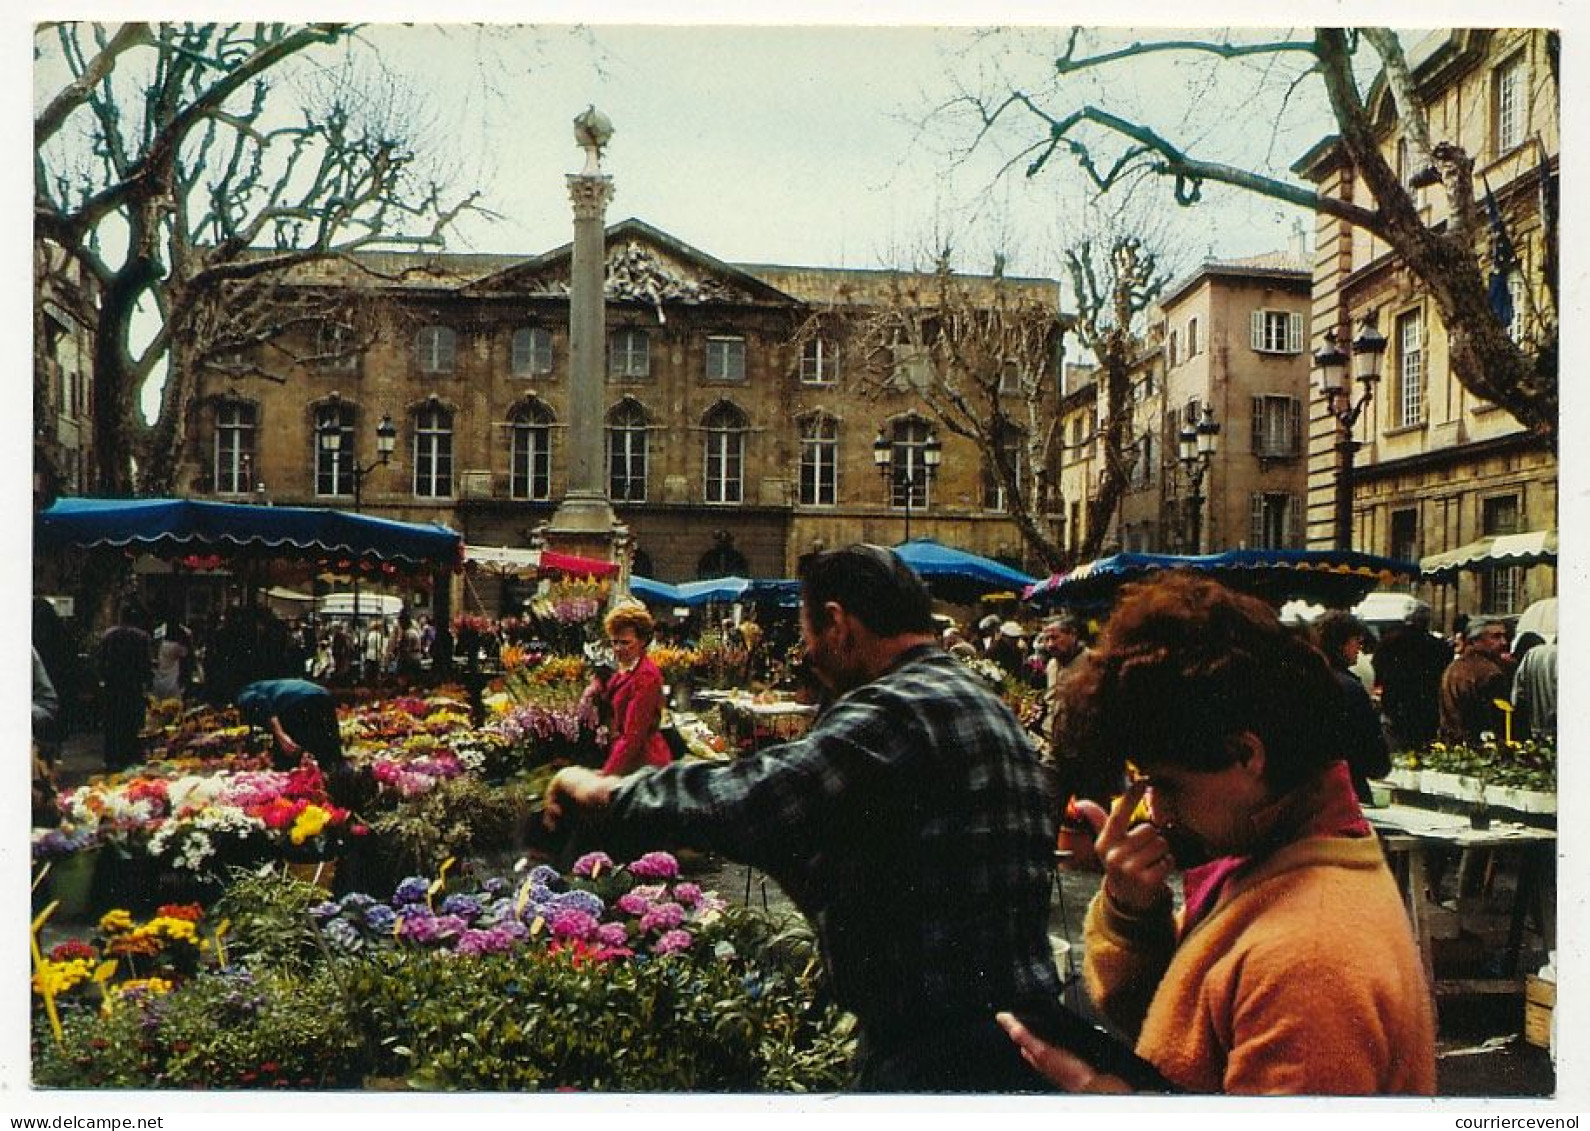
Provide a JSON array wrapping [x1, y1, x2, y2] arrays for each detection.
[[1368, 804, 1556, 998]]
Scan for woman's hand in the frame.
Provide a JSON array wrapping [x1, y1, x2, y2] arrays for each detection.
[[995, 1014, 1132, 1093], [1079, 779, 1175, 914]]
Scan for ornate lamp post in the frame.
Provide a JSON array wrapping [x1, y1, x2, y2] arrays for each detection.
[[1177, 403, 1220, 552], [317, 412, 397, 621], [1313, 312, 1388, 550], [873, 429, 942, 541]]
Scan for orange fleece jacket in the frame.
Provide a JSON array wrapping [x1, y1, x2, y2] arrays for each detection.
[[1084, 834, 1436, 1095]]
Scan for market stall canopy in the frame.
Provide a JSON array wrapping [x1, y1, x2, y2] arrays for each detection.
[[1025, 548, 1419, 611], [743, 578, 801, 608], [1420, 529, 1557, 579], [462, 545, 618, 578], [890, 537, 1038, 604], [628, 576, 682, 605], [675, 576, 752, 607], [36, 497, 463, 572], [318, 591, 405, 618]]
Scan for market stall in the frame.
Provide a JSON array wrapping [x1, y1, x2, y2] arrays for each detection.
[[891, 537, 1038, 604]]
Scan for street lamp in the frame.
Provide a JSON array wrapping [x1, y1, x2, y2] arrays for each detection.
[[317, 411, 398, 623], [1314, 312, 1388, 550], [1177, 403, 1220, 552], [873, 428, 942, 541]]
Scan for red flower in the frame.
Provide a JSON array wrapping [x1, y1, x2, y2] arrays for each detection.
[[157, 903, 204, 922], [49, 939, 98, 963]]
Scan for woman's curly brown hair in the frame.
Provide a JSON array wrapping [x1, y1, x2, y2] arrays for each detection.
[[1058, 572, 1348, 794]]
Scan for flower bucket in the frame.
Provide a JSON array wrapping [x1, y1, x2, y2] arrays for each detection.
[[48, 849, 102, 920]]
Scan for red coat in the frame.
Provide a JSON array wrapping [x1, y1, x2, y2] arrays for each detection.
[[601, 654, 673, 776]]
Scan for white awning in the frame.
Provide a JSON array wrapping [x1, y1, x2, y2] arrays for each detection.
[[463, 544, 542, 575], [1420, 529, 1557, 578]]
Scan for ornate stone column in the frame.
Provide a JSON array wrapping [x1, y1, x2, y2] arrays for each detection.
[[542, 107, 626, 567]]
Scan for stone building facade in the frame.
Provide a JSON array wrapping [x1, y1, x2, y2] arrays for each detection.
[[1055, 252, 1315, 559], [1295, 28, 1558, 627], [174, 219, 1064, 602]]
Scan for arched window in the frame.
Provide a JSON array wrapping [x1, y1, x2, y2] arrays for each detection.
[[703, 403, 747, 504], [214, 400, 257, 495], [509, 401, 553, 500], [798, 414, 838, 506], [415, 325, 457, 374], [886, 417, 935, 509], [607, 401, 649, 502], [412, 404, 453, 497], [511, 327, 554, 377], [315, 403, 355, 497]]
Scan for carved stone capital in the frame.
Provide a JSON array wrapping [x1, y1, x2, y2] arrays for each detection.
[[567, 174, 615, 220]]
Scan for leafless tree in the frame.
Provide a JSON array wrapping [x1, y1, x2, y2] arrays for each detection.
[[35, 22, 484, 495], [957, 28, 1558, 441], [834, 252, 1071, 571]]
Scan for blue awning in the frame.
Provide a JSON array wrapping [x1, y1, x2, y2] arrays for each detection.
[[1025, 548, 1419, 610], [891, 537, 1037, 603], [627, 575, 683, 605], [36, 497, 464, 572]]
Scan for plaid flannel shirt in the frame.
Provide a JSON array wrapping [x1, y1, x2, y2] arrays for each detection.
[[608, 644, 1061, 1033]]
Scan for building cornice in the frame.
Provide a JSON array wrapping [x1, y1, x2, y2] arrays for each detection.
[[1352, 427, 1553, 484]]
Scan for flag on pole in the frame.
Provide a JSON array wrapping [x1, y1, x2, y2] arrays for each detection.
[[1482, 177, 1519, 328]]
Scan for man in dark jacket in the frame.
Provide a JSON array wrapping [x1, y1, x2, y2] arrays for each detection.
[[1314, 611, 1391, 802], [97, 606, 153, 771], [1438, 615, 1514, 745], [1373, 606, 1452, 751]]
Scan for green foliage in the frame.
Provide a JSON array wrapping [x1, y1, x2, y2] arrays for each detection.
[[34, 967, 366, 1090], [342, 911, 853, 1091], [213, 865, 333, 975], [1395, 737, 1556, 792], [366, 775, 538, 878]]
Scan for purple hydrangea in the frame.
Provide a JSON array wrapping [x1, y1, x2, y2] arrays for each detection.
[[548, 908, 600, 941], [308, 900, 342, 922], [653, 929, 693, 955], [571, 851, 615, 878], [549, 889, 606, 919], [480, 876, 509, 897], [440, 893, 484, 921], [627, 851, 680, 879], [638, 901, 686, 934], [401, 913, 469, 944], [337, 892, 379, 915], [392, 876, 431, 906], [594, 921, 629, 948], [454, 926, 522, 957], [671, 882, 703, 907], [527, 864, 561, 888], [363, 904, 398, 934]]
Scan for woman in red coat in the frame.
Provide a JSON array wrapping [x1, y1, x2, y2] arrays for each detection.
[[598, 604, 674, 777]]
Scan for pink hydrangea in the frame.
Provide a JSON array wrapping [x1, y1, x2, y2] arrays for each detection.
[[639, 901, 685, 934], [594, 922, 629, 948], [549, 908, 600, 941], [571, 851, 615, 878], [626, 852, 679, 879], [653, 929, 693, 955], [671, 882, 703, 907], [615, 892, 653, 917]]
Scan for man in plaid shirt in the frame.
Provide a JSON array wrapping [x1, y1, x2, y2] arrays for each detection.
[[544, 544, 1062, 1091]]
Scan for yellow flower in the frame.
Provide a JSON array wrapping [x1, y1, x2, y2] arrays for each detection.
[[290, 804, 331, 846], [98, 908, 134, 935], [32, 958, 93, 997], [109, 977, 173, 1003]]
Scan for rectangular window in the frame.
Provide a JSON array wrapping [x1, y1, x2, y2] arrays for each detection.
[[413, 411, 453, 498], [1186, 318, 1200, 358], [1396, 310, 1424, 428], [608, 418, 648, 502], [214, 403, 256, 495], [1167, 330, 1179, 367], [1390, 507, 1419, 565], [314, 408, 354, 497], [1129, 431, 1154, 490], [1250, 492, 1298, 549], [800, 338, 838, 384], [510, 421, 551, 500], [1483, 567, 1525, 615], [1068, 500, 1082, 553], [1481, 493, 1521, 537], [317, 323, 358, 372], [1495, 53, 1527, 154], [1250, 395, 1302, 458], [983, 432, 1025, 511], [415, 326, 456, 374], [705, 336, 746, 382], [609, 329, 651, 379], [1250, 310, 1304, 354], [798, 418, 838, 506], [511, 328, 554, 376], [1507, 271, 1528, 343]]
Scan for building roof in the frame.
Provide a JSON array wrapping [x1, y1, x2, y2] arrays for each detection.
[[1159, 251, 1311, 309]]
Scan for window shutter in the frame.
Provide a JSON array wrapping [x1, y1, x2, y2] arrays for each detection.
[[1287, 313, 1304, 354], [1250, 493, 1265, 548], [1283, 494, 1298, 547], [1251, 310, 1265, 351], [440, 329, 456, 372], [1251, 397, 1264, 456], [1288, 397, 1303, 456]]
